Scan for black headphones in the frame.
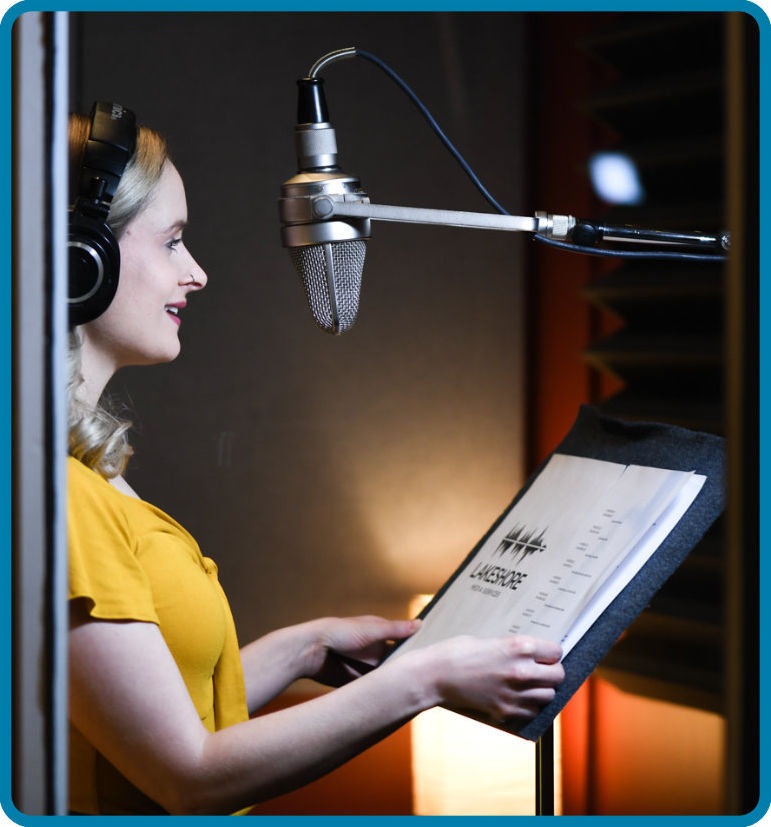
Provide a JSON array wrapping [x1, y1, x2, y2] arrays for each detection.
[[68, 101, 137, 327]]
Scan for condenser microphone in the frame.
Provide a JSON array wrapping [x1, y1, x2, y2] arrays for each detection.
[[280, 48, 730, 335], [279, 76, 370, 335]]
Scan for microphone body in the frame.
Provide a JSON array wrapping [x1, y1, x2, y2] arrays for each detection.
[[279, 79, 370, 335]]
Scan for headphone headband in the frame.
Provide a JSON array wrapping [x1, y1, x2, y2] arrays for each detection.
[[75, 101, 137, 218]]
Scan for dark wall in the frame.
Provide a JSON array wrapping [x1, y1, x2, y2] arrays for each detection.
[[71, 12, 529, 641]]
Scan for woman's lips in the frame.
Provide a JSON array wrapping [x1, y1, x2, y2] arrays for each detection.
[[165, 305, 183, 326]]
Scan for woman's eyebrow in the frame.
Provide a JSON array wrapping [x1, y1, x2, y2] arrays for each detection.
[[159, 219, 188, 235]]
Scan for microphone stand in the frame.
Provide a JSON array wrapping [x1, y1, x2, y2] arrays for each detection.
[[309, 194, 575, 240], [536, 725, 555, 816], [317, 197, 548, 234], [313, 194, 729, 257]]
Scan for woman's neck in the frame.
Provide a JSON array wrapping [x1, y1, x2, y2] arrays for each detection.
[[77, 333, 119, 406]]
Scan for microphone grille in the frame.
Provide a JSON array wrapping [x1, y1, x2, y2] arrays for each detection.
[[290, 240, 367, 334]]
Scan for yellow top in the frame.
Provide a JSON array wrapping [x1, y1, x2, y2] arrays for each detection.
[[68, 456, 249, 814]]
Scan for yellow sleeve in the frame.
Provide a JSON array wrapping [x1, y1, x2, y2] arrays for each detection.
[[68, 457, 159, 624]]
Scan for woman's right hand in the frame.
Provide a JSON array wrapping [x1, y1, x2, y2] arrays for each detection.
[[400, 634, 565, 723]]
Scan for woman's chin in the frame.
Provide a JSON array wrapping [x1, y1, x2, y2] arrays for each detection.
[[129, 342, 182, 368]]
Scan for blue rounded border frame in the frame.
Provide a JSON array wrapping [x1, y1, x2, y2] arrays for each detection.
[[0, 3, 766, 825]]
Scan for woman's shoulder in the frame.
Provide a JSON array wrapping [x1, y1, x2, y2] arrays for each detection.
[[68, 454, 108, 486], [68, 456, 199, 552], [68, 456, 137, 502], [68, 456, 133, 535], [67, 457, 161, 623]]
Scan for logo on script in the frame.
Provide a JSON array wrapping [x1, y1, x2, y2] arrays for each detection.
[[495, 523, 548, 566]]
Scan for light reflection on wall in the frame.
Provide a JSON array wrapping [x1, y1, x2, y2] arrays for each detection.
[[299, 355, 526, 607], [347, 444, 522, 595]]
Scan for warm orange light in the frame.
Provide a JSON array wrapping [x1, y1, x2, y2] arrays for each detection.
[[408, 595, 562, 815]]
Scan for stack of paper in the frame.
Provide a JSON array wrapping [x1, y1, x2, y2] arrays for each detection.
[[390, 453, 706, 662]]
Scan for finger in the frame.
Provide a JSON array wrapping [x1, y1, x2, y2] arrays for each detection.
[[511, 662, 565, 689], [534, 661, 565, 686], [510, 686, 558, 706], [386, 618, 422, 640], [534, 644, 563, 664], [336, 617, 422, 653], [501, 636, 562, 664], [359, 617, 421, 644], [492, 704, 541, 724], [520, 636, 563, 664], [497, 691, 557, 723], [505, 704, 544, 722]]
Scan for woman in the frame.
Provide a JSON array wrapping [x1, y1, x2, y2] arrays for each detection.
[[67, 105, 565, 815]]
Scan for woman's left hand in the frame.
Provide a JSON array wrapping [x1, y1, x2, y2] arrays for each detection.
[[303, 615, 421, 686]]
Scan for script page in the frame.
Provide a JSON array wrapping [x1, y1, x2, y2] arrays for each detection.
[[390, 453, 706, 662]]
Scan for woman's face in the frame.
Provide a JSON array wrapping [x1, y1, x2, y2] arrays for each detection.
[[82, 161, 207, 370]]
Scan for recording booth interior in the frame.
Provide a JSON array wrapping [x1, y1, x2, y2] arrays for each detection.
[[12, 10, 760, 819]]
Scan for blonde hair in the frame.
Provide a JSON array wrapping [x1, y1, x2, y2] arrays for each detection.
[[68, 112, 169, 478]]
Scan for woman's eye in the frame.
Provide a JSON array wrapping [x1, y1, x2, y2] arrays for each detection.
[[166, 237, 182, 251]]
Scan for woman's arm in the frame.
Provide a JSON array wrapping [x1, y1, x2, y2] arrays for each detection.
[[239, 615, 421, 713], [70, 602, 563, 816], [238, 623, 320, 713]]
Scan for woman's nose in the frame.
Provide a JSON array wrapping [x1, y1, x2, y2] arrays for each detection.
[[183, 251, 208, 289]]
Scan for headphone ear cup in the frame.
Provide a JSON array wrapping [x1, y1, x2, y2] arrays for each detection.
[[68, 210, 121, 327]]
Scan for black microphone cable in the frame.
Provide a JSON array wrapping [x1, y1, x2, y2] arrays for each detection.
[[354, 49, 511, 218], [531, 234, 727, 262], [323, 48, 727, 264]]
